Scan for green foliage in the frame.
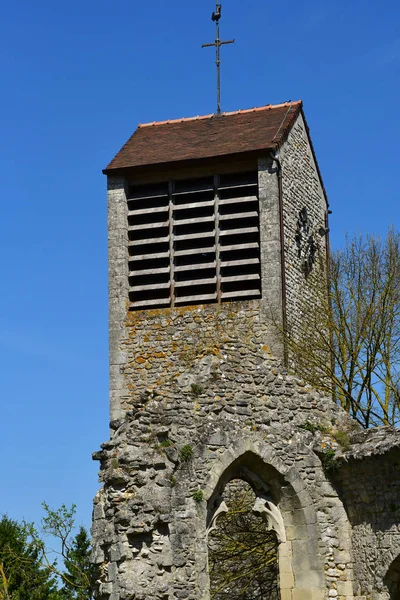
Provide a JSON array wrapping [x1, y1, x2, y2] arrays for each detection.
[[159, 440, 171, 449], [190, 383, 204, 397], [179, 444, 193, 462], [192, 490, 204, 503], [299, 420, 330, 434], [40, 503, 96, 600], [170, 476, 177, 488], [155, 439, 173, 454], [0, 514, 59, 600], [320, 448, 340, 473], [0, 505, 96, 600], [333, 430, 351, 451], [300, 420, 354, 451], [58, 527, 96, 600]]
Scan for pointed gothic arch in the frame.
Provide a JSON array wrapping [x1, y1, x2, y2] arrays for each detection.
[[203, 446, 326, 600], [207, 479, 281, 599]]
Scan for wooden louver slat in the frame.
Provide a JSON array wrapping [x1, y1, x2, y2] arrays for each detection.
[[129, 221, 169, 231], [175, 293, 217, 304], [128, 236, 170, 246], [174, 200, 215, 211], [221, 289, 261, 299], [174, 261, 216, 272], [131, 297, 171, 308], [218, 195, 257, 206], [128, 206, 169, 216], [129, 251, 170, 261], [221, 274, 261, 283], [175, 277, 217, 288], [128, 171, 261, 310]]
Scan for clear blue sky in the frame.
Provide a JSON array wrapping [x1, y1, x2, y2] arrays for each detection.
[[1, 0, 399, 533]]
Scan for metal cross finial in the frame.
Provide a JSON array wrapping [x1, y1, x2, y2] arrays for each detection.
[[202, 3, 235, 115]]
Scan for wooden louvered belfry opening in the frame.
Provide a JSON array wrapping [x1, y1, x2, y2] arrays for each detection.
[[127, 171, 261, 310]]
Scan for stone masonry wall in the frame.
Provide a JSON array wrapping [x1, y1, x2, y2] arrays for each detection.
[[92, 299, 359, 600], [107, 153, 284, 424], [334, 432, 400, 600], [119, 301, 269, 412], [95, 121, 400, 600], [280, 112, 328, 346]]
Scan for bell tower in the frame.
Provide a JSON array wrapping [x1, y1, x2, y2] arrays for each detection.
[[91, 102, 352, 600], [104, 101, 329, 422]]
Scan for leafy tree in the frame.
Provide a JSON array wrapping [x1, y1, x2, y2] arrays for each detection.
[[0, 505, 96, 600], [286, 228, 400, 428], [209, 481, 279, 600], [0, 514, 60, 600], [58, 527, 96, 600], [27, 503, 96, 600]]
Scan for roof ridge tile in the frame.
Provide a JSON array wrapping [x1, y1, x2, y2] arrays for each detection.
[[138, 101, 301, 128]]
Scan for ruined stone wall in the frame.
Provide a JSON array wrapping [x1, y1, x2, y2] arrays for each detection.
[[280, 112, 329, 346], [98, 150, 355, 600], [95, 131, 400, 600], [92, 299, 357, 600], [334, 432, 400, 600]]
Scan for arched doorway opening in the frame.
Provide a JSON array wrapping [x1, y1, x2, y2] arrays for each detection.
[[383, 554, 400, 599], [204, 450, 326, 600], [208, 479, 280, 599]]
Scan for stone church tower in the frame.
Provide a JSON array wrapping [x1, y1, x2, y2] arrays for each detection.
[[92, 102, 400, 600]]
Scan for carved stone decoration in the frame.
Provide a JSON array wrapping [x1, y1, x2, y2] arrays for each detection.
[[295, 207, 317, 276], [207, 500, 229, 538], [252, 497, 287, 543]]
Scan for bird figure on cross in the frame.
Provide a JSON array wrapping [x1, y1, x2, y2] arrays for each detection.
[[212, 4, 222, 22], [202, 2, 235, 114]]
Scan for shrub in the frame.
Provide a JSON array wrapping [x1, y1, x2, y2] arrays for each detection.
[[192, 490, 204, 503], [179, 444, 194, 462], [320, 448, 339, 473], [190, 383, 204, 396], [300, 420, 330, 434], [159, 439, 172, 448]]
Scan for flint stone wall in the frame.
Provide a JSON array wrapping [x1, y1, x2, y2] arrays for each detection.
[[280, 111, 329, 346]]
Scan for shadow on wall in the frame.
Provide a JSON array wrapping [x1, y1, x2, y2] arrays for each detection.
[[383, 554, 400, 600]]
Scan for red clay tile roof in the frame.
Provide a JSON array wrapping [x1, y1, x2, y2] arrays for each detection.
[[104, 101, 302, 173]]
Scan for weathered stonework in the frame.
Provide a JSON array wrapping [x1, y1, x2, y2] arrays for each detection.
[[280, 112, 328, 344], [93, 322, 355, 600], [93, 106, 400, 600], [332, 430, 400, 600]]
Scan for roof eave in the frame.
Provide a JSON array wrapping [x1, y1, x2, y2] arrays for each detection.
[[102, 146, 279, 177], [103, 101, 303, 176]]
